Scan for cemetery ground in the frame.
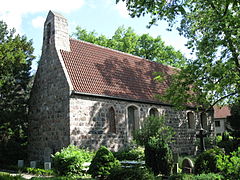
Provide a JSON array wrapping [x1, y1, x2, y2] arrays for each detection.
[[1, 135, 239, 180]]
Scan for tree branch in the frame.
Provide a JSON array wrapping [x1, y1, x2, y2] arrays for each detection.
[[206, 91, 238, 111]]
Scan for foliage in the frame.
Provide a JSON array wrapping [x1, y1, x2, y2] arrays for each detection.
[[0, 20, 34, 166], [117, 0, 240, 108], [30, 177, 77, 180], [134, 116, 174, 175], [73, 26, 186, 68], [0, 173, 25, 180], [107, 167, 155, 180], [169, 173, 223, 180], [217, 147, 240, 179], [52, 145, 93, 176], [88, 146, 120, 179], [226, 102, 240, 138], [217, 139, 239, 154], [195, 147, 224, 174], [25, 168, 54, 176], [113, 146, 144, 161]]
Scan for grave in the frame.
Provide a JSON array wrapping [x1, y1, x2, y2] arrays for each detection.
[[182, 158, 194, 174]]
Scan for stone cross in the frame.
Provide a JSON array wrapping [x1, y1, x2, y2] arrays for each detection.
[[196, 127, 207, 152]]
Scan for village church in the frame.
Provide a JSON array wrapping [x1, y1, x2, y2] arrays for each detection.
[[28, 11, 214, 162]]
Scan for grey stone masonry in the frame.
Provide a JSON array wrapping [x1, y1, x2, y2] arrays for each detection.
[[28, 11, 72, 162], [28, 11, 215, 162]]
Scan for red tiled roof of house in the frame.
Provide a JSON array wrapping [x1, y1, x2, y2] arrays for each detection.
[[214, 106, 231, 119], [60, 39, 177, 103]]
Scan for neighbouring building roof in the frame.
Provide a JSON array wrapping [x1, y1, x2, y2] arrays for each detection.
[[61, 39, 176, 104], [214, 106, 231, 119]]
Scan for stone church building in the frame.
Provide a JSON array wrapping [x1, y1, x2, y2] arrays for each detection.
[[28, 11, 214, 162]]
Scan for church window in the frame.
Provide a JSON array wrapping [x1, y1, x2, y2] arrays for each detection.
[[200, 112, 208, 129], [215, 120, 220, 127], [187, 112, 195, 129], [149, 108, 158, 117], [107, 107, 116, 133], [128, 106, 139, 136]]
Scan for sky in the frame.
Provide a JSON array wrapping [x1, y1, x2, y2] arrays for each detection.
[[0, 0, 191, 71]]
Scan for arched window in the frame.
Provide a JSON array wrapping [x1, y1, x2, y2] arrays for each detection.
[[149, 108, 158, 117], [127, 106, 139, 136], [200, 112, 207, 129], [187, 112, 195, 129], [107, 107, 116, 133]]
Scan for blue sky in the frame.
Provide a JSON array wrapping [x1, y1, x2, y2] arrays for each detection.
[[0, 0, 190, 71]]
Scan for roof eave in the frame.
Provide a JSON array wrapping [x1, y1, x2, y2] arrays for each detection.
[[71, 90, 203, 110]]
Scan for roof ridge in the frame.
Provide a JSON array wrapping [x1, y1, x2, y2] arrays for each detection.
[[69, 38, 177, 70]]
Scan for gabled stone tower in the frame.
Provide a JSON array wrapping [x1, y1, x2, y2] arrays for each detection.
[[28, 11, 72, 162]]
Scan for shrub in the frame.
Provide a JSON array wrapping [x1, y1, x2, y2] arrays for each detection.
[[194, 147, 224, 174], [169, 173, 223, 180], [217, 138, 239, 154], [217, 147, 240, 179], [145, 139, 173, 175], [25, 167, 54, 176], [88, 146, 120, 179], [107, 167, 155, 180], [113, 146, 144, 161], [0, 173, 25, 180], [52, 145, 93, 176], [134, 116, 174, 175]]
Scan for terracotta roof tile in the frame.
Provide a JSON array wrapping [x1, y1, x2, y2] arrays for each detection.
[[214, 106, 231, 118], [61, 39, 176, 103]]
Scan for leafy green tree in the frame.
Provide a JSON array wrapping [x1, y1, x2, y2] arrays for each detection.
[[117, 0, 240, 108], [73, 26, 186, 68], [226, 102, 240, 138], [134, 116, 174, 175], [0, 21, 34, 165]]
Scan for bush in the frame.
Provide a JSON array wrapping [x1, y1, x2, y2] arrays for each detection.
[[134, 116, 174, 175], [113, 146, 144, 161], [52, 145, 93, 176], [0, 173, 25, 180], [88, 146, 120, 179], [217, 147, 240, 179], [195, 147, 224, 174], [25, 167, 54, 176], [169, 173, 223, 180], [145, 140, 173, 175], [107, 167, 155, 180]]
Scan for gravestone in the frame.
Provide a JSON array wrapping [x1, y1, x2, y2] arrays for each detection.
[[18, 160, 24, 168], [182, 158, 194, 174], [173, 153, 179, 174], [44, 162, 51, 170], [30, 161, 36, 168]]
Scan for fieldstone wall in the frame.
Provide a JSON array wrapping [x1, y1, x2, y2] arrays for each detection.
[[28, 11, 71, 162], [69, 94, 214, 155]]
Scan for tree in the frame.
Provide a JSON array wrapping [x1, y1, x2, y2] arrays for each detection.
[[133, 116, 174, 175], [0, 21, 34, 165], [117, 0, 240, 109], [226, 102, 240, 138], [73, 26, 186, 68]]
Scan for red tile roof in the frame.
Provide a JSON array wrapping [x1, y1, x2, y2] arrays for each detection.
[[61, 39, 176, 103], [214, 106, 231, 119]]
